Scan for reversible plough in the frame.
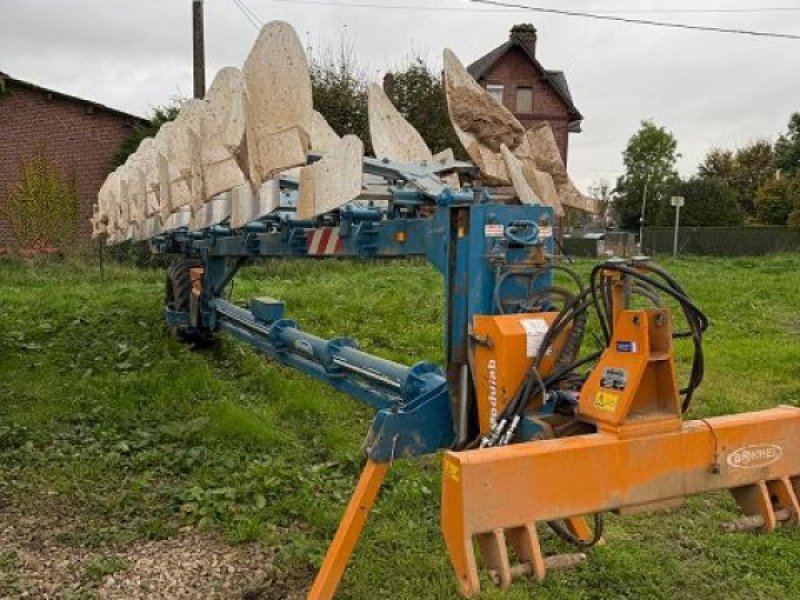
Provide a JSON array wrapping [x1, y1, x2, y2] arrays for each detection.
[[92, 22, 800, 599]]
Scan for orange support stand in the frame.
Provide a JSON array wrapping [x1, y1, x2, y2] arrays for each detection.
[[307, 459, 390, 600]]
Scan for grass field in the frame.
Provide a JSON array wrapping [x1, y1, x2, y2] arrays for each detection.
[[1, 254, 800, 599]]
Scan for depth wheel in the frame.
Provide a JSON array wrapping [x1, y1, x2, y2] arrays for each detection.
[[165, 258, 214, 345]]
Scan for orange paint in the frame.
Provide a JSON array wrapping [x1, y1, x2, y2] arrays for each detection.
[[579, 308, 681, 433], [442, 406, 800, 596], [444, 305, 800, 596], [471, 312, 567, 434], [308, 460, 389, 600]]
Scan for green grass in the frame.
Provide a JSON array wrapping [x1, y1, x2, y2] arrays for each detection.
[[1, 254, 799, 599]]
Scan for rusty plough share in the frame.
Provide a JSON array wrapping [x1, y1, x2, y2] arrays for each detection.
[[90, 20, 799, 599]]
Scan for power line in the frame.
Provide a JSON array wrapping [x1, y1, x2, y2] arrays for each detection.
[[470, 0, 800, 40], [270, 0, 800, 15], [270, 0, 520, 12], [230, 0, 262, 29], [239, 0, 264, 25]]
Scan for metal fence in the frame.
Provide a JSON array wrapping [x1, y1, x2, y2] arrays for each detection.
[[642, 226, 800, 256]]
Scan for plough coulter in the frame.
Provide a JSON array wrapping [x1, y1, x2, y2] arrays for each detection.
[[92, 21, 800, 599]]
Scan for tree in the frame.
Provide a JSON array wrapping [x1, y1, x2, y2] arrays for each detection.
[[2, 154, 79, 250], [699, 141, 775, 218], [310, 42, 371, 154], [588, 179, 613, 225], [113, 101, 182, 167], [755, 175, 798, 225], [698, 148, 735, 181], [385, 59, 465, 158], [613, 120, 680, 230], [668, 177, 743, 227], [775, 112, 800, 176]]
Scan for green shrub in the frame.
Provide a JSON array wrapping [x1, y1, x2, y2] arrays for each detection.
[[2, 154, 79, 251], [755, 175, 799, 225], [105, 240, 170, 268]]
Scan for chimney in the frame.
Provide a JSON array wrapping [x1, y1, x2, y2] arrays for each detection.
[[382, 72, 395, 99], [510, 23, 537, 56]]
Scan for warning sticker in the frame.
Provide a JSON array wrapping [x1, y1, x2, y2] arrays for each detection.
[[485, 224, 505, 238], [520, 318, 549, 358], [443, 458, 461, 483], [594, 391, 620, 412]]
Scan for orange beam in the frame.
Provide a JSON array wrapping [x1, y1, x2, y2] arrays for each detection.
[[441, 406, 800, 596], [308, 460, 389, 600]]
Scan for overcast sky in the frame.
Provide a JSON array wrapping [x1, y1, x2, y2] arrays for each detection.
[[2, 0, 799, 191]]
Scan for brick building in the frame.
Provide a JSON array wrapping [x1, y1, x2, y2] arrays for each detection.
[[468, 24, 582, 164], [0, 71, 145, 248]]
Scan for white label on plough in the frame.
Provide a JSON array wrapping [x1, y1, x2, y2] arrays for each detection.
[[520, 318, 549, 358], [726, 444, 784, 469], [484, 224, 504, 238]]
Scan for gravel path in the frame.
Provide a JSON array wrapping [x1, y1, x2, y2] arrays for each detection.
[[0, 502, 276, 599]]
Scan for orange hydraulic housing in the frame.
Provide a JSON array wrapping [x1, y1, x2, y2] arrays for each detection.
[[471, 312, 569, 435]]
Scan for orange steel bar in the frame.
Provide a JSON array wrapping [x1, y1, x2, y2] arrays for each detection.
[[308, 460, 390, 600], [441, 406, 800, 596]]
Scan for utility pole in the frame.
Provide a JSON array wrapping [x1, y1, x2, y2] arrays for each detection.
[[192, 0, 205, 99]]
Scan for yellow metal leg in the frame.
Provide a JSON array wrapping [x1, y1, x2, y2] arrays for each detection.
[[564, 516, 592, 541], [564, 516, 605, 546], [307, 459, 390, 600]]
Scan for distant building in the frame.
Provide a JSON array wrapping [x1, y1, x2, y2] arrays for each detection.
[[0, 71, 145, 248], [467, 24, 582, 164]]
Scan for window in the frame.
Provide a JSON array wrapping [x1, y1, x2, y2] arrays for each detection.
[[516, 86, 533, 113], [486, 84, 504, 105]]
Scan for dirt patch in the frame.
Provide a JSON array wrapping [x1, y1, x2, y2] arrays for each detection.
[[0, 501, 276, 599], [786, 315, 800, 335]]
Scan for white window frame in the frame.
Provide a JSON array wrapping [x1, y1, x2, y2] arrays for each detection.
[[486, 84, 504, 105]]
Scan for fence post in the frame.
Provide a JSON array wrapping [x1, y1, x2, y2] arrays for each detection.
[[670, 196, 684, 258]]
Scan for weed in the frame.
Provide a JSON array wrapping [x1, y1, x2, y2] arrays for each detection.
[[83, 556, 128, 584]]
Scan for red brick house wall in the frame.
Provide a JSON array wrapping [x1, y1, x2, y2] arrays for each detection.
[[0, 75, 143, 248], [479, 46, 572, 162]]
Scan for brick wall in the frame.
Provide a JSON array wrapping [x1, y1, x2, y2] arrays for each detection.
[[477, 46, 571, 163], [0, 81, 139, 248]]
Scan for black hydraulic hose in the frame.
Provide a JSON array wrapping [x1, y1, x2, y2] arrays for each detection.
[[534, 291, 594, 372], [480, 260, 706, 446], [498, 293, 595, 425], [547, 513, 605, 549], [543, 350, 603, 387], [589, 262, 707, 412], [605, 264, 708, 397], [589, 271, 612, 345], [553, 308, 588, 374], [495, 265, 584, 315], [521, 286, 575, 312], [591, 263, 708, 332], [632, 282, 662, 307], [530, 264, 585, 294]]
